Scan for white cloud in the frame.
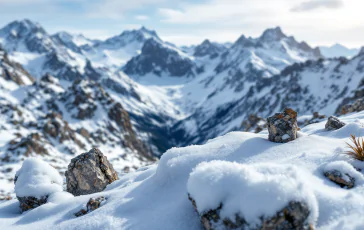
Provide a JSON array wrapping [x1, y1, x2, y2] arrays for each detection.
[[156, 0, 364, 48], [135, 15, 149, 21], [86, 0, 169, 19], [291, 0, 344, 12]]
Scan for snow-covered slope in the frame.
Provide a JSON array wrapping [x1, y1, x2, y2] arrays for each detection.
[[2, 112, 364, 229], [0, 47, 156, 199], [319, 44, 359, 58]]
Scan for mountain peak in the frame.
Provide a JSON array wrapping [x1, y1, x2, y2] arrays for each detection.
[[2, 19, 41, 32], [260, 26, 286, 41]]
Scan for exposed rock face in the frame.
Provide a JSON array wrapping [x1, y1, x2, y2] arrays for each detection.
[[240, 114, 267, 133], [324, 170, 355, 189], [43, 112, 85, 148], [340, 98, 364, 115], [8, 133, 49, 156], [193, 39, 226, 58], [299, 112, 326, 127], [75, 196, 106, 217], [108, 103, 152, 159], [65, 148, 119, 196], [17, 196, 48, 213], [124, 38, 196, 77], [325, 116, 346, 131], [189, 196, 313, 230], [0, 48, 34, 85], [267, 108, 298, 143]]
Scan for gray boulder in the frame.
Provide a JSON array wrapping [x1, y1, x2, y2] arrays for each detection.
[[325, 116, 346, 131], [65, 148, 119, 196], [267, 108, 298, 143]]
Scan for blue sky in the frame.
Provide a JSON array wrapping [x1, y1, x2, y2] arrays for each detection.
[[0, 0, 363, 48]]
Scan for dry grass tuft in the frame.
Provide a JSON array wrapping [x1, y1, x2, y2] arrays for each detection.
[[345, 135, 364, 161]]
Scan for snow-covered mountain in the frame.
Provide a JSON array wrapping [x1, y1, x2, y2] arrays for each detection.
[[1, 19, 364, 201], [319, 43, 359, 58]]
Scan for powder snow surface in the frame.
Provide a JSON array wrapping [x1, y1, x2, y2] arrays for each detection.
[[2, 112, 364, 229]]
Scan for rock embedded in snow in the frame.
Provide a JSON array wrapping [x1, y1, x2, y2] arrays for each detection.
[[324, 170, 355, 189], [323, 161, 364, 189], [190, 197, 313, 230], [14, 158, 63, 212], [325, 116, 346, 131], [65, 148, 119, 196], [75, 196, 106, 217], [267, 108, 298, 143], [340, 98, 364, 115]]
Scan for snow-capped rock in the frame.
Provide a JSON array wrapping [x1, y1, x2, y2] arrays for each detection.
[[14, 158, 63, 212]]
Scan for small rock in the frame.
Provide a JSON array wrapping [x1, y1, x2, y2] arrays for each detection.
[[267, 108, 298, 143], [65, 148, 119, 196], [189, 196, 313, 230], [324, 170, 355, 189], [75, 196, 106, 217], [18, 196, 48, 213], [325, 116, 346, 131]]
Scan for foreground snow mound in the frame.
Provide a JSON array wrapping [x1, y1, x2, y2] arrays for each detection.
[[2, 112, 364, 229], [188, 161, 318, 226], [15, 158, 63, 198]]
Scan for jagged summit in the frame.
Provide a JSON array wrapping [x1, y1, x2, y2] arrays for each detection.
[[98, 26, 162, 49], [259, 26, 286, 42], [0, 19, 46, 41], [193, 39, 227, 58], [124, 38, 195, 77]]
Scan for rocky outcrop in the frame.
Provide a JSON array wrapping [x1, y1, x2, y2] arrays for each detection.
[[267, 108, 298, 143], [65, 148, 119, 196], [0, 48, 34, 85], [108, 103, 152, 159], [189, 196, 313, 230], [8, 133, 49, 156], [124, 38, 196, 77], [240, 114, 266, 133], [17, 196, 48, 213], [299, 112, 326, 127], [42, 112, 85, 148], [325, 116, 345, 131], [340, 98, 364, 115], [324, 170, 355, 189], [75, 196, 106, 217]]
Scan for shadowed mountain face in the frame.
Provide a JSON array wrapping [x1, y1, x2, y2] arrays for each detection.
[[1, 19, 363, 198]]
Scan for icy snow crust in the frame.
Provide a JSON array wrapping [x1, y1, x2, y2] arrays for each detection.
[[2, 112, 364, 229]]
